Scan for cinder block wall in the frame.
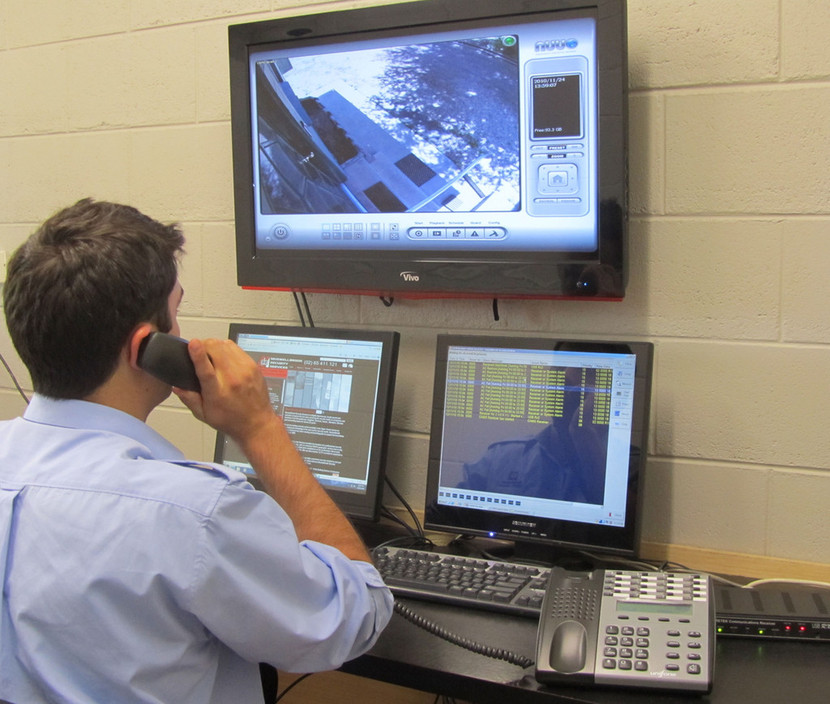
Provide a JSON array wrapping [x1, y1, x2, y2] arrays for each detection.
[[1, 0, 828, 570]]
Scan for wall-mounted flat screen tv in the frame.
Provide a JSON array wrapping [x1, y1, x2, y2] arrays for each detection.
[[229, 0, 628, 299]]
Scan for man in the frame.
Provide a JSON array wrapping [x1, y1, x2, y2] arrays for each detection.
[[0, 199, 392, 703]]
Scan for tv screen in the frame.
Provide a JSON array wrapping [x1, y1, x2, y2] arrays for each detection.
[[213, 324, 399, 521], [424, 335, 653, 557], [228, 0, 628, 299]]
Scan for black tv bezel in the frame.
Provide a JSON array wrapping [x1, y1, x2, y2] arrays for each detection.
[[228, 0, 628, 300], [213, 324, 399, 521], [424, 334, 653, 557]]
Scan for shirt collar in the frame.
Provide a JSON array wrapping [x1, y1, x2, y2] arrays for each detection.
[[23, 394, 186, 462]]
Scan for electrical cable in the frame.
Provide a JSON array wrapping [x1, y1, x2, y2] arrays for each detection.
[[292, 292, 306, 327], [741, 578, 830, 591], [0, 351, 30, 404], [393, 600, 534, 669], [374, 533, 433, 550], [379, 505, 421, 539], [300, 292, 314, 327], [274, 672, 313, 702], [383, 475, 425, 539], [575, 550, 830, 592], [291, 291, 314, 328], [576, 549, 668, 573]]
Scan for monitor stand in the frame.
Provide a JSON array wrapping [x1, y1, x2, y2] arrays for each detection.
[[453, 535, 597, 571]]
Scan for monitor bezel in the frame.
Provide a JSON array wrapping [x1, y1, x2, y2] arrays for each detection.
[[424, 334, 653, 557], [213, 323, 399, 521], [228, 0, 628, 300]]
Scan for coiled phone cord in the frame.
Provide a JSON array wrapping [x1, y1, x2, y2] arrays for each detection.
[[393, 600, 535, 669]]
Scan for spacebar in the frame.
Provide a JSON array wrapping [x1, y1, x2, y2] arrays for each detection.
[[385, 576, 450, 593]]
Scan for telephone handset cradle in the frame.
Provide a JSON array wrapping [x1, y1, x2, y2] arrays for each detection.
[[535, 567, 715, 694]]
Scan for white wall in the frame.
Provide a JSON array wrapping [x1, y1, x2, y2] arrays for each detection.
[[1, 0, 828, 570]]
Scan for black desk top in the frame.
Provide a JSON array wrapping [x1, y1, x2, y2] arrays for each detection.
[[341, 597, 829, 704]]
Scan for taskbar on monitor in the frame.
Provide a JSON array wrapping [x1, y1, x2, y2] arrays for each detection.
[[437, 487, 624, 528]]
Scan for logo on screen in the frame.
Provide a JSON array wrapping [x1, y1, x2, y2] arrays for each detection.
[[400, 271, 421, 283], [512, 520, 537, 529], [535, 38, 579, 52]]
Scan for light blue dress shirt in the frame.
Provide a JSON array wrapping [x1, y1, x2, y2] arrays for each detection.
[[0, 395, 392, 704]]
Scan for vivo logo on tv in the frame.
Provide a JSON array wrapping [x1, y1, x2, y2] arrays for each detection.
[[400, 271, 420, 282]]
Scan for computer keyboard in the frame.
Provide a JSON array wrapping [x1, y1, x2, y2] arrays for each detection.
[[373, 545, 550, 618]]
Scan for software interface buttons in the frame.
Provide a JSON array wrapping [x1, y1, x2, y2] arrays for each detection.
[[408, 226, 507, 240], [271, 222, 507, 242], [538, 162, 579, 195]]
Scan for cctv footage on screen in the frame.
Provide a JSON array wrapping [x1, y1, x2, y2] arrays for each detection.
[[248, 13, 598, 253]]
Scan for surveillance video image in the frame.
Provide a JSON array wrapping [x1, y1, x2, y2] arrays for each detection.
[[254, 36, 521, 215]]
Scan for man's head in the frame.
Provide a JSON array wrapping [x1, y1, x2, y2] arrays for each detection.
[[4, 198, 185, 399]]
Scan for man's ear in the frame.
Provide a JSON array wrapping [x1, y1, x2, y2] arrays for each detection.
[[127, 323, 156, 370]]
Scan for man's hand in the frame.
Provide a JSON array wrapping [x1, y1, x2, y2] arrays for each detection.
[[173, 338, 277, 446], [174, 337, 371, 563]]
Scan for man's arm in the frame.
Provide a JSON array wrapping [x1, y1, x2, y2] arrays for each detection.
[[174, 338, 371, 563]]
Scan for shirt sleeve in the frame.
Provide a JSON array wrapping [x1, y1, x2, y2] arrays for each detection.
[[184, 480, 393, 672]]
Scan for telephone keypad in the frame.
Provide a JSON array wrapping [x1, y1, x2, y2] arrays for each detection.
[[596, 570, 713, 686], [536, 568, 714, 693]]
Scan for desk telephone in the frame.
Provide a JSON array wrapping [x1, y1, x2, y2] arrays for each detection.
[[383, 544, 717, 694], [535, 567, 715, 694]]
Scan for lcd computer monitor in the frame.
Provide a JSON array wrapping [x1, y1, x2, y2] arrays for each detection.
[[424, 335, 652, 558], [213, 324, 399, 520], [228, 0, 628, 299]]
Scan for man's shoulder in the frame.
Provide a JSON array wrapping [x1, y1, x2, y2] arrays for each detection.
[[166, 459, 245, 481], [128, 457, 255, 515], [0, 407, 258, 516]]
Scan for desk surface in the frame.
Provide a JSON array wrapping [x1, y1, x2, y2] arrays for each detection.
[[341, 597, 829, 704]]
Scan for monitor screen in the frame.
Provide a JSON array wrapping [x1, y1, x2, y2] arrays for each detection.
[[228, 0, 628, 299], [213, 324, 399, 520], [425, 335, 653, 556]]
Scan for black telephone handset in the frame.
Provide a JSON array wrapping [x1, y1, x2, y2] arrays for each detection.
[[535, 566, 715, 694], [137, 332, 201, 392]]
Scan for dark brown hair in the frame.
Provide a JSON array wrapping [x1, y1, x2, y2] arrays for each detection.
[[4, 199, 185, 398]]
